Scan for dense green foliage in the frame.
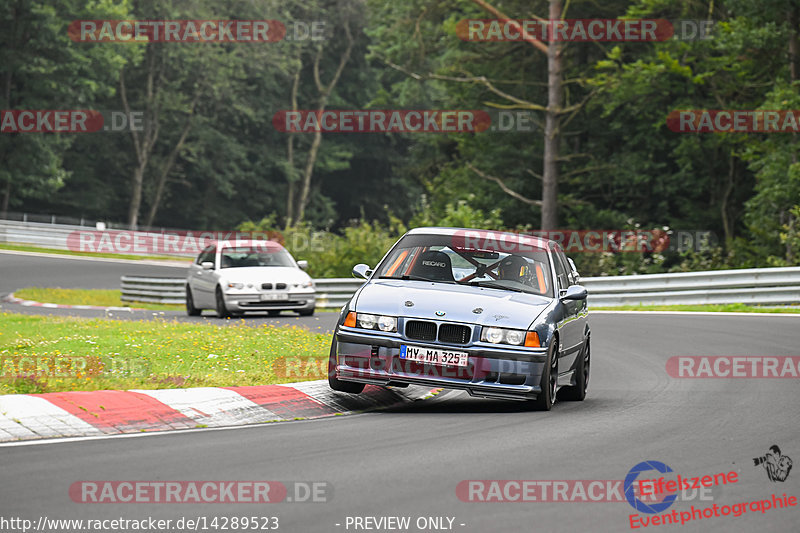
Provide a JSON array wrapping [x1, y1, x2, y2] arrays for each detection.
[[2, 0, 798, 275]]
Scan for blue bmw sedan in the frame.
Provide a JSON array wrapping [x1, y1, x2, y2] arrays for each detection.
[[328, 227, 590, 411]]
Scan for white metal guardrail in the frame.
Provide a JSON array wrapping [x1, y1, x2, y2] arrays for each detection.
[[120, 277, 366, 308], [121, 267, 800, 309], [312, 279, 364, 308], [120, 276, 187, 304], [0, 219, 193, 257], [583, 267, 800, 306]]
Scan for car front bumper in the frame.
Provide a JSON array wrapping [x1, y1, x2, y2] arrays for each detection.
[[223, 291, 315, 312], [334, 327, 549, 401]]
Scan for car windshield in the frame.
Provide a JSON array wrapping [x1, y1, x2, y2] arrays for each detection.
[[219, 246, 295, 268], [374, 233, 554, 297]]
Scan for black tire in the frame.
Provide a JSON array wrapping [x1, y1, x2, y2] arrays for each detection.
[[266, 310, 281, 317], [215, 286, 231, 318], [185, 286, 201, 316], [530, 338, 558, 411], [328, 337, 365, 394], [559, 338, 590, 401], [298, 307, 315, 317]]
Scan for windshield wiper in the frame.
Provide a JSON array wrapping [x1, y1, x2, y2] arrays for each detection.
[[470, 280, 528, 293], [378, 275, 454, 283]]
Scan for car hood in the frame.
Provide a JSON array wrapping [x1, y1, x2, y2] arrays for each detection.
[[355, 280, 551, 329], [218, 267, 311, 285]]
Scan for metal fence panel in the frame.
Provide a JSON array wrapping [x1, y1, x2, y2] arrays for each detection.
[[119, 269, 800, 309]]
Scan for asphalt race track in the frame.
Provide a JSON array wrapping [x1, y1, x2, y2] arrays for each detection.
[[0, 251, 339, 330], [1, 252, 799, 532]]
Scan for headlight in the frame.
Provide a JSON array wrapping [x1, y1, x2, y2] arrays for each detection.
[[358, 313, 377, 329], [377, 315, 397, 332], [483, 327, 505, 344], [227, 282, 244, 289], [346, 312, 397, 333], [292, 281, 314, 289], [481, 326, 527, 346], [505, 330, 525, 345]]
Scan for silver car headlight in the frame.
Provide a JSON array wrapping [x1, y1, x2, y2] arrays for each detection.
[[226, 282, 244, 290], [481, 326, 526, 346], [292, 281, 314, 289], [353, 313, 397, 332]]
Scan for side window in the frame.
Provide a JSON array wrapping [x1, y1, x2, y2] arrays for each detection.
[[565, 256, 579, 285], [552, 250, 570, 290], [196, 245, 216, 265], [557, 251, 577, 285]]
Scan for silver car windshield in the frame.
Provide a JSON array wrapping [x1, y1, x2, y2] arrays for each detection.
[[219, 247, 295, 268], [375, 234, 554, 297]]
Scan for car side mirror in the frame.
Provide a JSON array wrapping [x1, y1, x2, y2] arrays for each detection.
[[561, 285, 587, 301], [567, 258, 580, 284], [201, 261, 215, 270], [297, 260, 308, 270], [352, 263, 373, 280]]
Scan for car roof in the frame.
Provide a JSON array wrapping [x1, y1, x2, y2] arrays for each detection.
[[213, 239, 285, 250], [405, 226, 554, 250]]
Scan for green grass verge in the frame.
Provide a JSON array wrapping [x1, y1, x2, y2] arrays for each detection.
[[592, 303, 800, 313], [0, 312, 331, 394], [13, 287, 183, 311], [0, 243, 190, 263]]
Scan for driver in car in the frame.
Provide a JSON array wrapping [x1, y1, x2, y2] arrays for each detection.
[[497, 255, 533, 286]]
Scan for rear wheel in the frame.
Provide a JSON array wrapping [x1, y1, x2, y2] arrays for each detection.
[[328, 337, 365, 394], [530, 339, 558, 411], [560, 338, 590, 401], [185, 286, 201, 316], [215, 286, 231, 318]]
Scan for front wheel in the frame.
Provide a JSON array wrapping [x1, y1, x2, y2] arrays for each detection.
[[185, 286, 201, 316], [560, 338, 590, 401], [298, 307, 315, 317], [215, 286, 231, 318], [328, 338, 365, 394], [529, 339, 558, 411]]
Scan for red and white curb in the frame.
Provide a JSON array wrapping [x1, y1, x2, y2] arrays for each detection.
[[2, 293, 144, 311], [0, 381, 438, 442], [3, 292, 145, 311]]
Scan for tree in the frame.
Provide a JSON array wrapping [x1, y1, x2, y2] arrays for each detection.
[[0, 0, 131, 216]]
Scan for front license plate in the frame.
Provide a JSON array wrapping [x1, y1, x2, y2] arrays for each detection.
[[399, 345, 469, 367], [260, 293, 289, 301]]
